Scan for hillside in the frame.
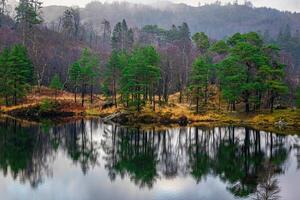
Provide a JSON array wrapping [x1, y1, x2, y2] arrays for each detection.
[[42, 1, 300, 39]]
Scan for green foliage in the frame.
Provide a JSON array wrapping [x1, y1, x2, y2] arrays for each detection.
[[120, 46, 161, 111], [69, 48, 99, 88], [112, 19, 134, 52], [0, 44, 34, 105], [69, 62, 81, 89], [104, 50, 126, 104], [68, 48, 99, 105], [15, 0, 43, 26], [218, 56, 245, 104], [210, 40, 229, 54], [192, 32, 210, 53], [79, 48, 99, 86], [0, 48, 11, 104], [50, 74, 63, 91], [215, 32, 287, 112], [189, 56, 213, 112], [39, 99, 58, 113]]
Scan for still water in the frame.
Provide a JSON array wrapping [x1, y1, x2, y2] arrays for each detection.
[[0, 118, 300, 200]]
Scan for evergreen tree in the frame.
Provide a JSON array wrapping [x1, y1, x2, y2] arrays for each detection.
[[112, 19, 134, 52], [226, 32, 265, 112], [192, 32, 210, 54], [0, 48, 10, 105], [259, 45, 288, 112], [7, 44, 34, 105], [68, 62, 81, 103], [15, 0, 43, 45], [210, 40, 229, 55], [70, 48, 99, 107], [190, 56, 212, 113], [218, 56, 245, 111], [121, 46, 160, 111], [50, 74, 63, 100], [214, 32, 287, 113], [105, 51, 123, 107]]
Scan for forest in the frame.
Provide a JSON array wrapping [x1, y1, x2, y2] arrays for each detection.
[[0, 0, 300, 128]]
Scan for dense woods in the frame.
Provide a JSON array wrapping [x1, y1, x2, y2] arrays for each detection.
[[0, 0, 299, 115]]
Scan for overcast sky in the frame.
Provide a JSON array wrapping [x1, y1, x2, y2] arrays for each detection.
[[41, 0, 300, 12]]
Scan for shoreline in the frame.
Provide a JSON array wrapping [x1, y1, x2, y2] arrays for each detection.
[[1, 107, 300, 135], [0, 88, 299, 134]]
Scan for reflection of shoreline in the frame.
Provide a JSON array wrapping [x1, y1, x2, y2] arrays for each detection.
[[0, 118, 298, 199]]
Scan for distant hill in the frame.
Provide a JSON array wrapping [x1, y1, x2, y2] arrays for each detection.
[[42, 1, 300, 39]]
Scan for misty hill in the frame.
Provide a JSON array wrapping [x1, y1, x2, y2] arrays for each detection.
[[42, 1, 300, 39]]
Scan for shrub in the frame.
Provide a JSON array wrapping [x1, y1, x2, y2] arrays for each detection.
[[39, 99, 59, 113]]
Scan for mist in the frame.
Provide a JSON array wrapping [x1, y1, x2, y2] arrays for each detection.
[[41, 0, 300, 12]]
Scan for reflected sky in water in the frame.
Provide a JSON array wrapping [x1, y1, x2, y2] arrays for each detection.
[[0, 118, 299, 200]]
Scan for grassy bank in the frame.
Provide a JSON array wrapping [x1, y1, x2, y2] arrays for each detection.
[[0, 87, 300, 134]]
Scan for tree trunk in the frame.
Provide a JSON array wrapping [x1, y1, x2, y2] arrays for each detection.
[[204, 84, 208, 105], [5, 95, 8, 106], [81, 83, 85, 107], [196, 88, 200, 114], [163, 76, 169, 103], [74, 86, 77, 103], [14, 82, 17, 106], [179, 89, 182, 103], [232, 101, 236, 111], [90, 84, 93, 104], [270, 95, 275, 113], [158, 88, 161, 106], [153, 89, 156, 111], [113, 79, 117, 108], [137, 92, 141, 112], [245, 98, 250, 113]]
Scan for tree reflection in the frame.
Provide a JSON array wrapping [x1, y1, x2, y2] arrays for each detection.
[[102, 126, 159, 188], [64, 119, 99, 174], [0, 118, 101, 187], [103, 125, 290, 198], [0, 117, 297, 198], [0, 118, 53, 188]]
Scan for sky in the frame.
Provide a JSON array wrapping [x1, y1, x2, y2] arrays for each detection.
[[40, 0, 300, 12]]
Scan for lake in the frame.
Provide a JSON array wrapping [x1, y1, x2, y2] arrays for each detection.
[[0, 118, 299, 200]]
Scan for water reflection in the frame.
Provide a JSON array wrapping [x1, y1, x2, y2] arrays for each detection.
[[0, 118, 299, 200]]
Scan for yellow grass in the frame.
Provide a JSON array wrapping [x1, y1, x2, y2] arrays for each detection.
[[1, 86, 300, 134]]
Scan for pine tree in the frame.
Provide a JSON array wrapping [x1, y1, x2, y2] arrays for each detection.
[[259, 45, 288, 112], [15, 0, 43, 45], [226, 32, 265, 112], [112, 19, 134, 52], [218, 56, 245, 111], [121, 46, 160, 111], [69, 48, 99, 107], [190, 56, 212, 113], [0, 48, 10, 105], [192, 32, 210, 54], [50, 74, 63, 100], [105, 51, 123, 107], [214, 32, 287, 113], [69, 62, 81, 103], [7, 44, 34, 105]]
